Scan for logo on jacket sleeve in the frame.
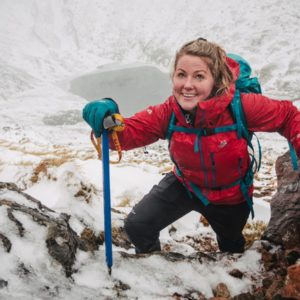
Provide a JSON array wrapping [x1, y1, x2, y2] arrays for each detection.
[[219, 140, 228, 148]]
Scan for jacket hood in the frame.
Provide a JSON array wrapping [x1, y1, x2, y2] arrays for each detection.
[[171, 56, 240, 128]]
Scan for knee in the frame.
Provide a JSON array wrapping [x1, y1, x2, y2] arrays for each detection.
[[124, 213, 161, 254], [124, 217, 134, 239], [124, 210, 153, 241], [124, 212, 140, 240]]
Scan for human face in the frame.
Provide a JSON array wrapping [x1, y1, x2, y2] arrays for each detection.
[[172, 55, 215, 112]]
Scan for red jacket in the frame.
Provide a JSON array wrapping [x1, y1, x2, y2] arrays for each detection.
[[111, 58, 300, 205]]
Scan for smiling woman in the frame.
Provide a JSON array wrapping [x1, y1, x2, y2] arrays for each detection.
[[172, 55, 215, 112], [171, 39, 234, 100], [82, 38, 300, 256]]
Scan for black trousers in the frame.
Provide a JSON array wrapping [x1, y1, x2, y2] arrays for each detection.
[[124, 172, 250, 253]]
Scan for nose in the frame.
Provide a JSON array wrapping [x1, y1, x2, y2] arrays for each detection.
[[183, 76, 193, 89]]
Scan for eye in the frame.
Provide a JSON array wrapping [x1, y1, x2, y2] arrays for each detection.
[[176, 71, 185, 78], [195, 74, 204, 80]]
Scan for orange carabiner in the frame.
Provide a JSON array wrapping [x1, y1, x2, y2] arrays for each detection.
[[90, 114, 125, 163]]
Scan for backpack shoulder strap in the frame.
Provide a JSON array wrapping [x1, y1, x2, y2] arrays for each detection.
[[166, 112, 176, 140], [230, 91, 262, 172], [288, 141, 299, 170], [230, 90, 251, 141]]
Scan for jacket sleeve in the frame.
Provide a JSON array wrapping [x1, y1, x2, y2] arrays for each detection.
[[109, 99, 172, 150], [241, 93, 300, 154]]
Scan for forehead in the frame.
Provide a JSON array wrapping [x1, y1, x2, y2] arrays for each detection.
[[176, 55, 210, 71]]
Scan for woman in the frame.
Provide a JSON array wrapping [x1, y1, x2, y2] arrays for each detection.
[[83, 38, 300, 254]]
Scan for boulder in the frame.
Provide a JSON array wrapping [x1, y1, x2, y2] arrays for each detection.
[[262, 151, 300, 249], [0, 182, 102, 277], [258, 151, 300, 300], [281, 264, 300, 299]]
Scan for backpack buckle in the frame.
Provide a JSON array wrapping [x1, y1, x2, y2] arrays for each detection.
[[203, 128, 215, 136]]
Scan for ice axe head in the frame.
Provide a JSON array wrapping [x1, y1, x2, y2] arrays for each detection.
[[103, 114, 125, 132]]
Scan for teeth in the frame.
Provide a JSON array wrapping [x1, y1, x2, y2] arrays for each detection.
[[183, 94, 195, 97]]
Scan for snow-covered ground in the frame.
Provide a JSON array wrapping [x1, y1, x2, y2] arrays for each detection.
[[0, 0, 300, 299]]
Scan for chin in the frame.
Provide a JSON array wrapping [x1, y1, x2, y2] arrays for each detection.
[[179, 102, 197, 111], [182, 106, 196, 113]]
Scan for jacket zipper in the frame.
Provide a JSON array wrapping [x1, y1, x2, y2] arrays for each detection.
[[210, 152, 216, 188]]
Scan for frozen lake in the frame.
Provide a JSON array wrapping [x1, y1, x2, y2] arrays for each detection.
[[70, 63, 172, 117]]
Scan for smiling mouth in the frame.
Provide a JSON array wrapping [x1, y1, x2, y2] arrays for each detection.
[[182, 93, 196, 98]]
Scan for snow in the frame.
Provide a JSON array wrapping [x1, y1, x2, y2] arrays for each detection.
[[0, 0, 299, 298]]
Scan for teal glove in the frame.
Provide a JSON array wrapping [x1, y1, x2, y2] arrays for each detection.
[[82, 98, 119, 137]]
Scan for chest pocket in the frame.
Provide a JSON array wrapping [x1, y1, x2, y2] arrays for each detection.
[[170, 130, 249, 188], [203, 133, 250, 188]]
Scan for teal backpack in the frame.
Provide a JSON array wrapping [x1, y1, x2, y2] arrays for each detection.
[[227, 53, 299, 172], [166, 53, 299, 218]]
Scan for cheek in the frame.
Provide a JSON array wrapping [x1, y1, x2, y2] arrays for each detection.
[[208, 79, 215, 92], [172, 81, 180, 94], [206, 84, 214, 94]]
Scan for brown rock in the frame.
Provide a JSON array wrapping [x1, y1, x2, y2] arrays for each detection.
[[229, 268, 244, 279], [79, 227, 100, 251], [281, 264, 300, 299], [232, 293, 255, 300], [265, 279, 283, 299], [262, 151, 300, 249], [200, 215, 209, 227], [213, 282, 231, 298], [287, 264, 300, 285], [285, 249, 300, 266]]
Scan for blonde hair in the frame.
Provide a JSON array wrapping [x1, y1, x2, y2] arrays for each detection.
[[172, 38, 234, 96]]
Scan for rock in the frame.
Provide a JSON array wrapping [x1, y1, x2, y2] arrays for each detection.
[[228, 268, 244, 279], [257, 150, 300, 297], [113, 280, 131, 298], [46, 222, 79, 277], [280, 264, 300, 299], [200, 215, 209, 227], [111, 226, 132, 249], [213, 282, 231, 298], [232, 293, 255, 300], [265, 278, 284, 299], [262, 151, 300, 249], [119, 250, 217, 264], [173, 291, 207, 300], [79, 227, 101, 252], [0, 233, 11, 252], [285, 249, 300, 266], [257, 242, 300, 299], [0, 279, 8, 289], [0, 181, 100, 278], [0, 192, 79, 277]]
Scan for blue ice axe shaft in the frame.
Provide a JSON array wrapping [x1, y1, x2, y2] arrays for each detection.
[[102, 129, 113, 274]]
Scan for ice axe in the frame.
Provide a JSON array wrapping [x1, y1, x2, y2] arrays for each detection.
[[90, 114, 125, 274]]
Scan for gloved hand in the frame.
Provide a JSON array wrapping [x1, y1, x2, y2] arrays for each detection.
[[82, 98, 119, 137]]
